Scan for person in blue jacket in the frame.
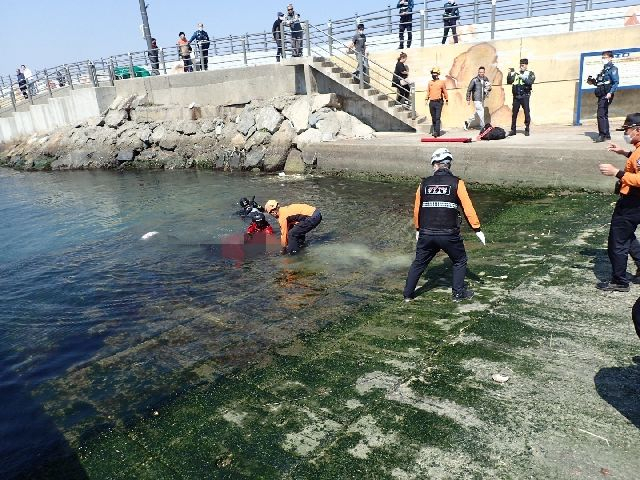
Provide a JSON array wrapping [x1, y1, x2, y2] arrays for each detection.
[[587, 51, 619, 143], [189, 23, 211, 71], [397, 0, 414, 49]]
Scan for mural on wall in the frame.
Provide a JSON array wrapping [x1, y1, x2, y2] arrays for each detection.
[[443, 42, 512, 127], [624, 6, 640, 26]]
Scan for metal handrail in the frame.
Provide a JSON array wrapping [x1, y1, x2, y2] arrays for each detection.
[[307, 23, 413, 117], [0, 0, 635, 114]]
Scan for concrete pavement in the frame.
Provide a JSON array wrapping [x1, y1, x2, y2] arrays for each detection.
[[309, 121, 630, 192]]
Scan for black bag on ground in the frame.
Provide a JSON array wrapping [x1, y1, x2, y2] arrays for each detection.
[[479, 123, 506, 140]]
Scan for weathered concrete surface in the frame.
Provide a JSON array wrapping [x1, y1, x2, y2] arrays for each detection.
[[308, 123, 621, 191]]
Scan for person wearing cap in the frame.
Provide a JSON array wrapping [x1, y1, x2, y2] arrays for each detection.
[[590, 51, 619, 143], [272, 12, 285, 62], [507, 58, 535, 137], [597, 113, 640, 292], [189, 23, 210, 71], [427, 66, 448, 138], [403, 148, 485, 303], [264, 200, 322, 255]]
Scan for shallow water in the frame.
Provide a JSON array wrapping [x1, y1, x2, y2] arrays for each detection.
[[0, 168, 506, 477]]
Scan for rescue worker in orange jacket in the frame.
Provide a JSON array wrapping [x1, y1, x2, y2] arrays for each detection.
[[264, 200, 322, 254], [598, 113, 640, 292], [427, 66, 448, 138], [403, 148, 485, 302]]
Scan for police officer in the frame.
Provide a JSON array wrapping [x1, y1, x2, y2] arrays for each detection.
[[403, 148, 486, 303], [589, 51, 619, 143], [597, 113, 640, 292], [507, 58, 535, 137]]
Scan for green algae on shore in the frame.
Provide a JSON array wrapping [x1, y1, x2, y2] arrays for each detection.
[[60, 190, 640, 479]]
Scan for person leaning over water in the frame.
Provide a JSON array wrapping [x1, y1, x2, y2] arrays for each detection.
[[597, 113, 640, 292], [403, 148, 486, 303], [264, 200, 322, 255]]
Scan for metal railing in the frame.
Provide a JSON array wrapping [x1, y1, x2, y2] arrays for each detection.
[[0, 0, 635, 115]]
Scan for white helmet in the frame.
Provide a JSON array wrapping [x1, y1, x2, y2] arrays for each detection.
[[430, 147, 453, 165]]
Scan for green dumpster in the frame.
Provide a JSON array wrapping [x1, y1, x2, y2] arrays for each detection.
[[113, 65, 151, 80]]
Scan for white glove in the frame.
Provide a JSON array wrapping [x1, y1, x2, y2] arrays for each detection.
[[476, 231, 486, 245], [415, 231, 419, 241]]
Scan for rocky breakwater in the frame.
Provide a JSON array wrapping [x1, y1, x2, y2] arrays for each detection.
[[0, 93, 375, 174]]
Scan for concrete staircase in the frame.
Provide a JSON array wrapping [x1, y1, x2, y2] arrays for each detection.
[[308, 56, 429, 134]]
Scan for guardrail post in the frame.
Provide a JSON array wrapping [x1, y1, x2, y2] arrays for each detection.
[[230, 35, 234, 54], [474, 0, 479, 23], [9, 79, 17, 111], [242, 38, 248, 65], [410, 84, 416, 120], [263, 31, 268, 51], [199, 42, 205, 71], [420, 9, 425, 47], [128, 53, 135, 79], [387, 5, 392, 33], [160, 48, 167, 75], [328, 21, 333, 57], [490, 0, 496, 39], [358, 52, 364, 90], [586, 0, 593, 10], [65, 67, 73, 90], [527, 0, 533, 17], [304, 22, 311, 57], [109, 59, 115, 84], [569, 0, 576, 31], [280, 21, 287, 59]]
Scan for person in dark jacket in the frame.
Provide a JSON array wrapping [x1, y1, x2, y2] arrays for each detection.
[[507, 58, 536, 136], [189, 23, 210, 70], [587, 51, 620, 143], [397, 0, 414, 49], [403, 148, 485, 303], [442, 0, 459, 44], [285, 4, 303, 57], [272, 12, 285, 62], [393, 52, 411, 105], [148, 38, 160, 75], [16, 68, 28, 99], [350, 23, 369, 83]]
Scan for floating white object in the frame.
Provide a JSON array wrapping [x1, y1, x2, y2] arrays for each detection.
[[278, 172, 286, 177], [141, 231, 159, 240], [492, 373, 509, 383]]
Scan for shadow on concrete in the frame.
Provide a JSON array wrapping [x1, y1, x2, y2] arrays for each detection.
[[579, 247, 611, 282], [0, 367, 88, 480], [583, 131, 600, 141], [594, 356, 640, 429]]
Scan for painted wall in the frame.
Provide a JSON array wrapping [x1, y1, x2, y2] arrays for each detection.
[[368, 25, 640, 128]]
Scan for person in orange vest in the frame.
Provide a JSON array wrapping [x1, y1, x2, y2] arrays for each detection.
[[426, 66, 448, 138], [264, 200, 322, 254], [598, 113, 640, 292]]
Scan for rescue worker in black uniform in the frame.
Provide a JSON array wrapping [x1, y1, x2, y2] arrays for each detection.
[[403, 148, 486, 303], [587, 51, 619, 143], [507, 58, 535, 136]]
